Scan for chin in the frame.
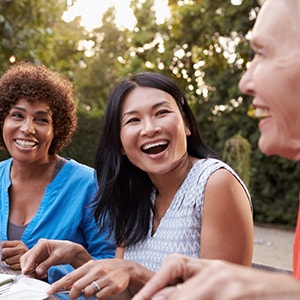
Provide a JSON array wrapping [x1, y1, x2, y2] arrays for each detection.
[[258, 138, 277, 157], [259, 140, 296, 160]]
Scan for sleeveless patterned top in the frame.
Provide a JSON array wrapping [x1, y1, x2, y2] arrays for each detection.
[[123, 158, 251, 271]]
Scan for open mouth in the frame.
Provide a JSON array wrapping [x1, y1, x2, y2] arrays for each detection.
[[247, 105, 272, 119], [142, 141, 169, 155], [15, 139, 37, 148]]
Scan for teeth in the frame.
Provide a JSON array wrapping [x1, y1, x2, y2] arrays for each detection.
[[15, 139, 36, 147], [142, 141, 167, 150], [247, 105, 272, 119]]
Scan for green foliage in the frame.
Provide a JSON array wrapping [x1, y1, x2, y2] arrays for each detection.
[[249, 149, 299, 226], [61, 107, 104, 167], [0, 0, 86, 76], [0, 0, 298, 227], [74, 7, 131, 111], [223, 132, 251, 187]]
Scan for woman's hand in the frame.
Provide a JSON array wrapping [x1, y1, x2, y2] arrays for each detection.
[[20, 238, 91, 278], [48, 258, 153, 299], [2, 240, 29, 270]]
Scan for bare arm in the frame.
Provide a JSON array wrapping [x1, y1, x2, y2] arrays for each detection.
[[200, 168, 253, 265]]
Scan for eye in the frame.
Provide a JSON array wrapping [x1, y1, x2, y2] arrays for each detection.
[[252, 45, 265, 59], [254, 50, 263, 57], [35, 117, 50, 124], [10, 111, 24, 119], [156, 109, 169, 116], [124, 117, 140, 125]]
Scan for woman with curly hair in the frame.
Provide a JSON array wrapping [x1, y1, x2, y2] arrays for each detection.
[[0, 61, 115, 283]]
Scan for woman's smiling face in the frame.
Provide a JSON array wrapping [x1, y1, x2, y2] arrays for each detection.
[[120, 86, 190, 176], [3, 99, 54, 164], [238, 0, 300, 160]]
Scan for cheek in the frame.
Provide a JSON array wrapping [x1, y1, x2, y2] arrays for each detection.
[[253, 71, 287, 114], [277, 108, 299, 140], [47, 129, 54, 137], [120, 128, 133, 155], [46, 129, 54, 142], [2, 121, 11, 139], [253, 63, 273, 90]]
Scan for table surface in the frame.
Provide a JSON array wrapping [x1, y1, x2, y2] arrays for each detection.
[[0, 261, 58, 299], [0, 261, 21, 275]]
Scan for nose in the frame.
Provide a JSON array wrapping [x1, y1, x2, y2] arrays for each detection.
[[21, 118, 36, 134], [238, 62, 255, 96], [140, 119, 161, 136]]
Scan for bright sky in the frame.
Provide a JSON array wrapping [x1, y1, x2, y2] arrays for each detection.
[[63, 0, 170, 31]]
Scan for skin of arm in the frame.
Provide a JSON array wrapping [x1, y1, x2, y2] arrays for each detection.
[[200, 168, 253, 265], [20, 239, 92, 278], [133, 254, 300, 300]]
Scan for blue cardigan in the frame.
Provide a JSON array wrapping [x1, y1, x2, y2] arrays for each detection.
[[0, 158, 115, 283]]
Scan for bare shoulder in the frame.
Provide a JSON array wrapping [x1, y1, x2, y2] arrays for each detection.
[[206, 168, 238, 189], [204, 167, 249, 204]]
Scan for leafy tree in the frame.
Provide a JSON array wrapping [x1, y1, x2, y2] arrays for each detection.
[[0, 0, 85, 76], [0, 0, 298, 225], [74, 7, 133, 111]]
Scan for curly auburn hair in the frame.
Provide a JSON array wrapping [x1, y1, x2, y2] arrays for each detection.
[[0, 61, 77, 154]]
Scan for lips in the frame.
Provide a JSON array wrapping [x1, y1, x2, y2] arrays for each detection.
[[247, 105, 272, 119], [15, 139, 38, 148], [142, 140, 169, 154]]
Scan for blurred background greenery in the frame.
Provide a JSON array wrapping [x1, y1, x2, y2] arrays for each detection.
[[0, 0, 298, 226]]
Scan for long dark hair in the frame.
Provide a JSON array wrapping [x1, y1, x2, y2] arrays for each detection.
[[93, 72, 218, 246]]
